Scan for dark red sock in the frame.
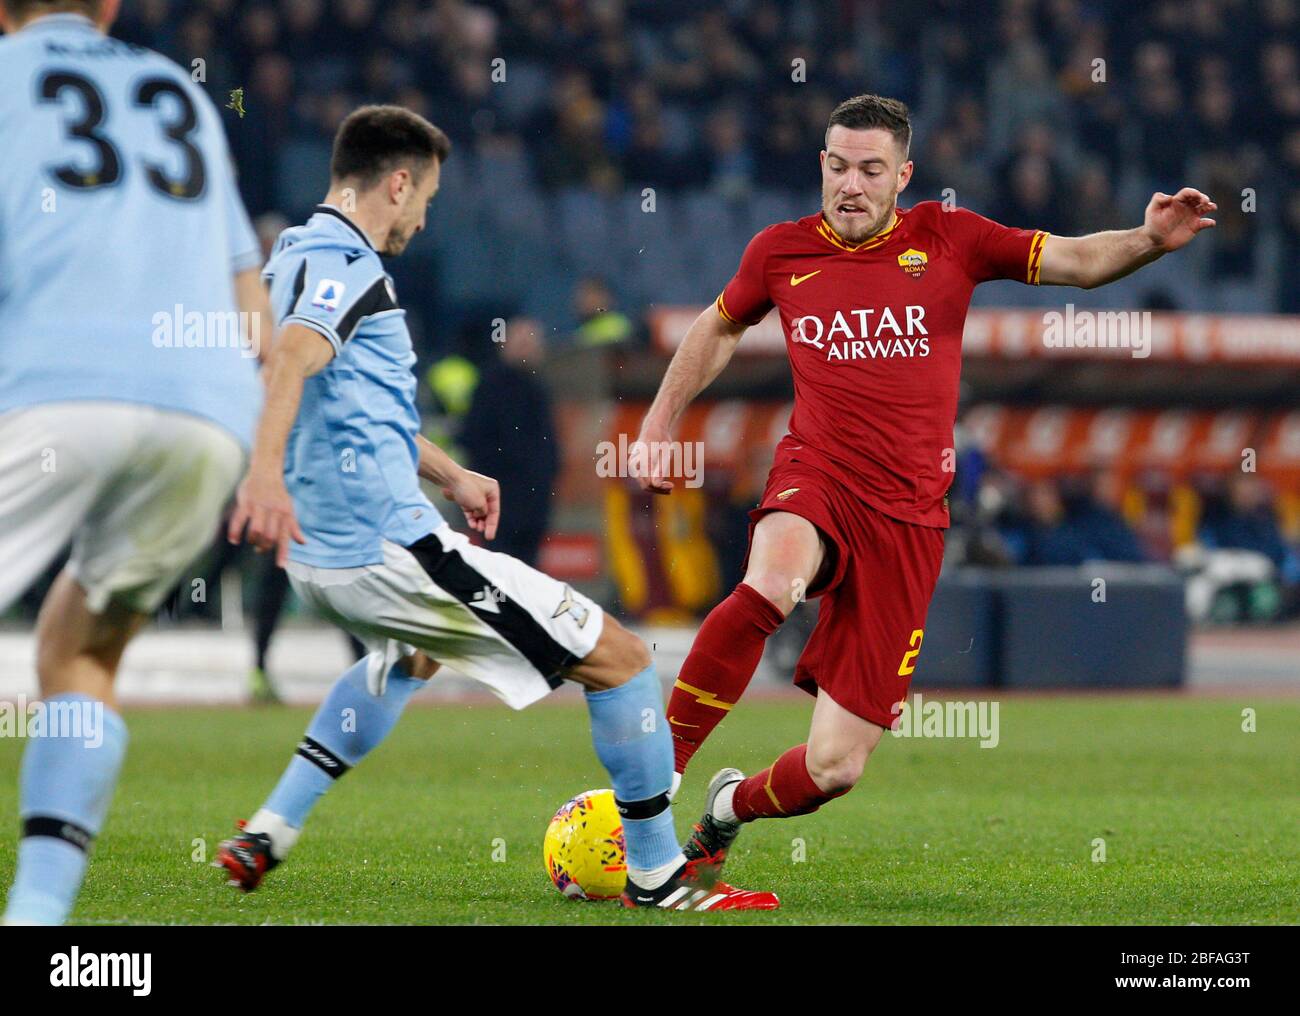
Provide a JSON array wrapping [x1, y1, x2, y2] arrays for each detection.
[[668, 583, 785, 773], [732, 744, 846, 821]]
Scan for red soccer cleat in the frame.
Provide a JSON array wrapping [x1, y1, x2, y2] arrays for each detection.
[[622, 865, 780, 911], [214, 820, 279, 892]]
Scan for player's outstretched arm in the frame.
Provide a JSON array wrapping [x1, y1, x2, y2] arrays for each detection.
[[1039, 187, 1217, 289], [228, 323, 334, 565], [415, 435, 500, 540], [633, 306, 748, 494]]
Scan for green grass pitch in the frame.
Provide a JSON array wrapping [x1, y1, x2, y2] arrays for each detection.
[[0, 695, 1296, 924]]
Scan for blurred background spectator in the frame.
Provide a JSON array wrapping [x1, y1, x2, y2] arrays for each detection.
[[572, 277, 636, 347], [1188, 474, 1300, 621], [458, 316, 559, 566]]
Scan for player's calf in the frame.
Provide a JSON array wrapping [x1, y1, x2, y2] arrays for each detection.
[[4, 574, 135, 925], [666, 510, 831, 775], [568, 620, 781, 908], [225, 653, 433, 888], [566, 619, 685, 892], [664, 583, 785, 774], [719, 693, 884, 824], [733, 746, 850, 823]]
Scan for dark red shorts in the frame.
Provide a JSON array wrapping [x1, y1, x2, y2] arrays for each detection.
[[749, 451, 945, 729]]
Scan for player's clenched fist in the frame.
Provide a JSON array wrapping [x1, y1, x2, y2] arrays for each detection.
[[228, 467, 306, 568]]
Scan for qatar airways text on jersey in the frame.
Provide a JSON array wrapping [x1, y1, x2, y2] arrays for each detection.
[[790, 305, 930, 359]]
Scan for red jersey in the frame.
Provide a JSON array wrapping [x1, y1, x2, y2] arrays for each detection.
[[719, 201, 1048, 528]]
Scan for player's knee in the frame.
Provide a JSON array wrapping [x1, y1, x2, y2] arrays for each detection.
[[604, 620, 652, 684], [805, 752, 865, 796], [579, 618, 651, 691], [740, 572, 799, 616], [34, 634, 120, 701], [400, 652, 441, 681]]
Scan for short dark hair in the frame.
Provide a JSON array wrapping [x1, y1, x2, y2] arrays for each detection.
[[7, 0, 103, 18], [330, 105, 451, 189], [826, 94, 912, 155]]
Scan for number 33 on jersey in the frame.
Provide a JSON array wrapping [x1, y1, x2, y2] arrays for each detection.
[[0, 12, 262, 450]]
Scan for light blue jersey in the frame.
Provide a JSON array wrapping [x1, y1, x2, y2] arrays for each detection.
[[264, 205, 442, 567], [0, 13, 261, 447]]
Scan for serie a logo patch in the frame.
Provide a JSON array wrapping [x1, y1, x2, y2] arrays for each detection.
[[898, 248, 928, 279], [311, 278, 345, 312]]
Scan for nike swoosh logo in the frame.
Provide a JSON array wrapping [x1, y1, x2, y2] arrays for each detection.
[[790, 270, 822, 287], [668, 716, 700, 728]]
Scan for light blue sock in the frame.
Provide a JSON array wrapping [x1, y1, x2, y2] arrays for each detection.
[[4, 695, 127, 925], [584, 665, 682, 879], [261, 658, 423, 830]]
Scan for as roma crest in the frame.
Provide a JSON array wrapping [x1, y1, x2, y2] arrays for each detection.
[[898, 248, 928, 279]]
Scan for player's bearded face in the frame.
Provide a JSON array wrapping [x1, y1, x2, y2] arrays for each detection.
[[820, 127, 911, 244], [383, 221, 414, 256], [383, 160, 441, 256]]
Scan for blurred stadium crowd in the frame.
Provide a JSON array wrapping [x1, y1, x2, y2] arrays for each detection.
[[7, 0, 1293, 632], [113, 0, 1300, 346], [656, 409, 1300, 625], [945, 443, 1300, 622]]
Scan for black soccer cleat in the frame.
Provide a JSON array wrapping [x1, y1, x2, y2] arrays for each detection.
[[214, 820, 279, 892], [680, 767, 746, 885]]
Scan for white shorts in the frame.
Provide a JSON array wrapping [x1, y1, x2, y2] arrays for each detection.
[[286, 526, 605, 709], [0, 402, 245, 615]]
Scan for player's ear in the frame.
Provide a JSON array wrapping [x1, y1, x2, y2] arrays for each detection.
[[896, 159, 913, 196], [389, 168, 410, 206]]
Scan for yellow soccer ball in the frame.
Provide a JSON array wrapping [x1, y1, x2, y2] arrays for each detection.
[[543, 789, 627, 900]]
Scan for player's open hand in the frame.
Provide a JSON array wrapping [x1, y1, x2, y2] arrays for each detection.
[[228, 466, 306, 568], [630, 425, 675, 494], [443, 467, 500, 540], [1142, 187, 1216, 252]]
